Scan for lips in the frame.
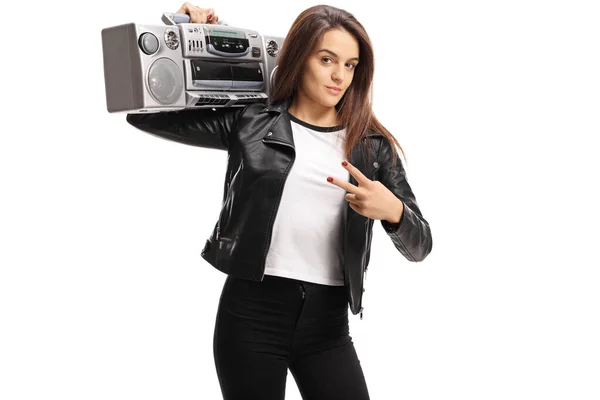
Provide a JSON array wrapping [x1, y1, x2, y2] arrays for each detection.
[[326, 86, 342, 94]]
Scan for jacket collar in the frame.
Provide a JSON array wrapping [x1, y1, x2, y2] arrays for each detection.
[[260, 99, 382, 188]]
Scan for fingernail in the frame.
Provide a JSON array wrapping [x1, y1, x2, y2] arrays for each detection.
[[342, 161, 348, 166], [327, 177, 333, 182]]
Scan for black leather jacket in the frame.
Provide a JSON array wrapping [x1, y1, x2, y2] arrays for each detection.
[[126, 98, 432, 318]]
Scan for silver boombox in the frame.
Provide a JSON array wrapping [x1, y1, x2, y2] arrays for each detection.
[[101, 13, 285, 113]]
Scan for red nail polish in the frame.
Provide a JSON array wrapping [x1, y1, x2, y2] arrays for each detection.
[[342, 161, 348, 166], [327, 177, 333, 182]]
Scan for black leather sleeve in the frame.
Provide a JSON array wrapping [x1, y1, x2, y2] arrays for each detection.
[[378, 139, 433, 262], [125, 106, 250, 151]]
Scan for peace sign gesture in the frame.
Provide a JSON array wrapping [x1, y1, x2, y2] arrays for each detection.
[[327, 160, 404, 223]]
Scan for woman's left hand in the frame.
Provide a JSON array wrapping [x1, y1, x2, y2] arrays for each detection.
[[327, 160, 404, 223]]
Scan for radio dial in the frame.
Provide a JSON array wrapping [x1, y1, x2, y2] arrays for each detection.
[[266, 39, 279, 57], [164, 28, 179, 50]]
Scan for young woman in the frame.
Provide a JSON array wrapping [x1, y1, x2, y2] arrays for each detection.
[[126, 3, 433, 399]]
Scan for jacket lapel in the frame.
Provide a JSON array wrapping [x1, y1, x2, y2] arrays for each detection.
[[260, 99, 295, 148]]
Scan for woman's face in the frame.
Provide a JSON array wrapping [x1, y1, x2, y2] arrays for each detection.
[[298, 28, 360, 109]]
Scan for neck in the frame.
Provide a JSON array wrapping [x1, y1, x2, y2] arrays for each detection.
[[287, 94, 339, 127]]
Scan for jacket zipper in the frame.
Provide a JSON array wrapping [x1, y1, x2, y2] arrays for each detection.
[[360, 163, 382, 320], [216, 161, 245, 242], [361, 266, 367, 320], [259, 134, 296, 281]]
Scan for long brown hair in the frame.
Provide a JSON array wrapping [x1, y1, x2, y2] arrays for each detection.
[[270, 4, 405, 167]]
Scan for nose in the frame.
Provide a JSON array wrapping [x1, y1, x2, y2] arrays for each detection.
[[331, 65, 346, 84]]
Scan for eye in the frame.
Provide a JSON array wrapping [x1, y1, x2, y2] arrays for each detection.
[[321, 56, 333, 63], [347, 63, 357, 70]]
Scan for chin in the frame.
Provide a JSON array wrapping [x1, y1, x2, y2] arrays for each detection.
[[320, 97, 339, 108]]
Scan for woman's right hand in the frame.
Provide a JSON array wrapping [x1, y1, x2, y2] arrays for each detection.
[[175, 2, 219, 24]]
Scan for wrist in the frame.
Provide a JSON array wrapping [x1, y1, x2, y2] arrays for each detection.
[[386, 199, 404, 224]]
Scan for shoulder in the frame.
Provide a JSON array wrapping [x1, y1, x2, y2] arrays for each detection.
[[238, 103, 266, 118], [232, 103, 270, 128], [237, 102, 283, 122], [370, 131, 406, 171], [366, 130, 391, 156]]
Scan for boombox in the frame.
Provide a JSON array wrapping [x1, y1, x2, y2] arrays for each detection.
[[101, 13, 285, 113]]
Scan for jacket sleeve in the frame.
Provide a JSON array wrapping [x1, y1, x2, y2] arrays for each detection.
[[125, 105, 250, 151], [378, 139, 433, 262]]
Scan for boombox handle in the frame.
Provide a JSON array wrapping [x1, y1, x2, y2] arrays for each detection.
[[161, 12, 228, 26]]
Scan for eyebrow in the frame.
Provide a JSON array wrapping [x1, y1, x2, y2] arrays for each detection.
[[317, 49, 359, 62]]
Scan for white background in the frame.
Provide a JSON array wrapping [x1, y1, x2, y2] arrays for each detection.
[[2, 0, 599, 399]]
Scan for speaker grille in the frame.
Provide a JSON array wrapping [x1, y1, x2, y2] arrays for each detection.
[[147, 58, 183, 105]]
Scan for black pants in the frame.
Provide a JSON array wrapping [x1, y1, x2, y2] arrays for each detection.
[[213, 274, 370, 400]]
